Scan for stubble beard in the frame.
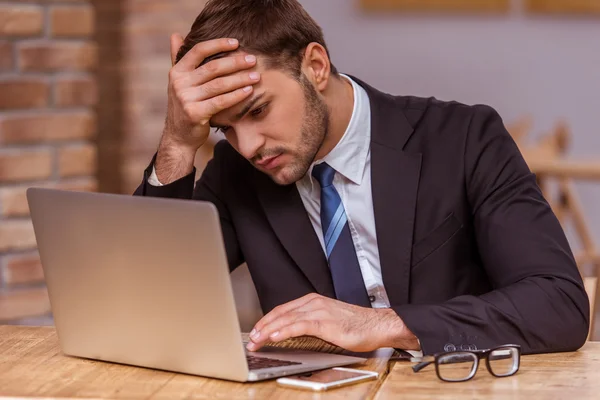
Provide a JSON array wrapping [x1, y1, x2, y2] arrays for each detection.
[[269, 75, 330, 186]]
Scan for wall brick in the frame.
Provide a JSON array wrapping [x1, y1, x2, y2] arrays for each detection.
[[0, 220, 36, 252], [50, 5, 94, 37], [0, 178, 98, 217], [0, 0, 96, 325], [0, 288, 50, 322], [3, 252, 44, 287], [0, 5, 43, 37], [19, 42, 98, 72], [0, 79, 49, 110], [0, 111, 96, 144], [0, 41, 13, 71], [55, 76, 97, 107], [58, 143, 96, 177], [0, 150, 53, 183]]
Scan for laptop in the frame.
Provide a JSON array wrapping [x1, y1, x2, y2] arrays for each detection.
[[26, 188, 366, 382]]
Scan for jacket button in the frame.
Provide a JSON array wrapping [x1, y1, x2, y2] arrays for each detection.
[[369, 295, 376, 303]]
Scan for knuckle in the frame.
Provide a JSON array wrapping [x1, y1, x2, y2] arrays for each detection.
[[213, 95, 227, 108], [202, 61, 218, 75], [288, 312, 301, 324], [311, 297, 325, 307], [272, 304, 284, 314], [172, 77, 188, 95], [182, 103, 195, 119], [209, 78, 225, 93], [176, 90, 188, 105], [196, 104, 211, 121], [192, 42, 206, 58], [200, 81, 215, 96]]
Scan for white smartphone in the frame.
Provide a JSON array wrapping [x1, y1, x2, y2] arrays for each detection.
[[276, 367, 378, 391]]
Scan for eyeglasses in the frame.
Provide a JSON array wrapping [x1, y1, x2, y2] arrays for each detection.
[[412, 344, 521, 382]]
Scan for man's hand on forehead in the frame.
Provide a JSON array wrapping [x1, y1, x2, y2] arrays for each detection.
[[154, 36, 261, 185], [170, 37, 261, 121]]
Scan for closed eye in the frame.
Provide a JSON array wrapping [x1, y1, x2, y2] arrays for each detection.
[[214, 103, 267, 134], [250, 104, 268, 117]]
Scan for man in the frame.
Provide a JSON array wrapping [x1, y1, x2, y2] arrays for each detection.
[[134, 0, 590, 355]]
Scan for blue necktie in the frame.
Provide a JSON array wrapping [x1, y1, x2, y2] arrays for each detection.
[[312, 163, 371, 307]]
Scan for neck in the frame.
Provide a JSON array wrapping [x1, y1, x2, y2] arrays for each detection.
[[314, 75, 355, 160]]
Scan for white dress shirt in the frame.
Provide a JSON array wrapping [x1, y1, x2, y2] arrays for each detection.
[[149, 76, 391, 309], [296, 75, 391, 309]]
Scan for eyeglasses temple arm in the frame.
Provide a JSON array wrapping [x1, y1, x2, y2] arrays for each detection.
[[412, 360, 434, 373]]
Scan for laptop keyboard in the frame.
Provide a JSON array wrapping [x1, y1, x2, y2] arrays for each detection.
[[246, 355, 302, 370]]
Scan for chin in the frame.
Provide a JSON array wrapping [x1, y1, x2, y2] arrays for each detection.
[[269, 172, 296, 186], [269, 165, 306, 186]]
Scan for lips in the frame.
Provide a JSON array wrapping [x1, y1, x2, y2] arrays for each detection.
[[256, 154, 282, 170]]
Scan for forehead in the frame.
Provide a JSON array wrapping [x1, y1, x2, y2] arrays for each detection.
[[210, 57, 302, 124]]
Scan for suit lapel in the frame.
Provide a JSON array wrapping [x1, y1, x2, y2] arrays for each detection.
[[254, 171, 335, 298], [354, 77, 422, 307]]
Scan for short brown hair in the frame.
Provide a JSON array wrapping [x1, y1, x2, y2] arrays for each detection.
[[176, 0, 338, 77]]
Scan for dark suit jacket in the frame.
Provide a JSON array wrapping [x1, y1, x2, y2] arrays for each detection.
[[134, 77, 590, 355]]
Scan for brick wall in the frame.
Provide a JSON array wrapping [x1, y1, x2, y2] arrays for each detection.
[[93, 0, 262, 330], [95, 0, 213, 195], [0, 0, 97, 324], [0, 0, 261, 328]]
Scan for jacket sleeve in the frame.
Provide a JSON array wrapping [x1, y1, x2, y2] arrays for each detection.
[[133, 142, 244, 271], [394, 105, 590, 355]]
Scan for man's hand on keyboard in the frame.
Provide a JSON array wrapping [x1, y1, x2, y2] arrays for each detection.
[[246, 293, 420, 353]]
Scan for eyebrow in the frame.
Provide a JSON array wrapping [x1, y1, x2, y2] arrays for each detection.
[[234, 93, 265, 122], [209, 92, 265, 129]]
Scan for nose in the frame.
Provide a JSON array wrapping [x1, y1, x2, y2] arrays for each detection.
[[235, 126, 266, 161]]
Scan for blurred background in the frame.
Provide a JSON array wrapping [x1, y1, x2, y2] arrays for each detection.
[[0, 0, 598, 339]]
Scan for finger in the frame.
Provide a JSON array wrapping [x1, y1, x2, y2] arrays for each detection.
[[174, 38, 239, 73], [191, 86, 254, 122], [187, 71, 260, 102], [249, 311, 310, 346], [252, 294, 321, 334], [248, 320, 316, 351], [170, 33, 184, 66], [192, 53, 257, 86]]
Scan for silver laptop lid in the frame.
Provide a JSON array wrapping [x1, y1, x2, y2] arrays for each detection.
[[27, 188, 249, 381]]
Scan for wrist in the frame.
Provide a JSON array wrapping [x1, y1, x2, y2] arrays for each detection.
[[376, 308, 421, 351], [158, 134, 200, 161], [155, 136, 198, 184]]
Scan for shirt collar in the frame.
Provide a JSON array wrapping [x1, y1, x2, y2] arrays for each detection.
[[304, 74, 371, 191]]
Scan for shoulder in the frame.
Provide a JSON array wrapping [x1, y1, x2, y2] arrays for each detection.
[[396, 95, 499, 131], [391, 94, 507, 152]]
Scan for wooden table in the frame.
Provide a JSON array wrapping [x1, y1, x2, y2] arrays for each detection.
[[2, 326, 600, 399], [375, 341, 600, 400], [0, 326, 391, 400]]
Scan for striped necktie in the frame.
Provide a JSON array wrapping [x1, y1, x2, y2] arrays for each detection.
[[312, 162, 371, 307]]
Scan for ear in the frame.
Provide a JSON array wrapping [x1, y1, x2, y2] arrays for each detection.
[[301, 43, 332, 93]]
